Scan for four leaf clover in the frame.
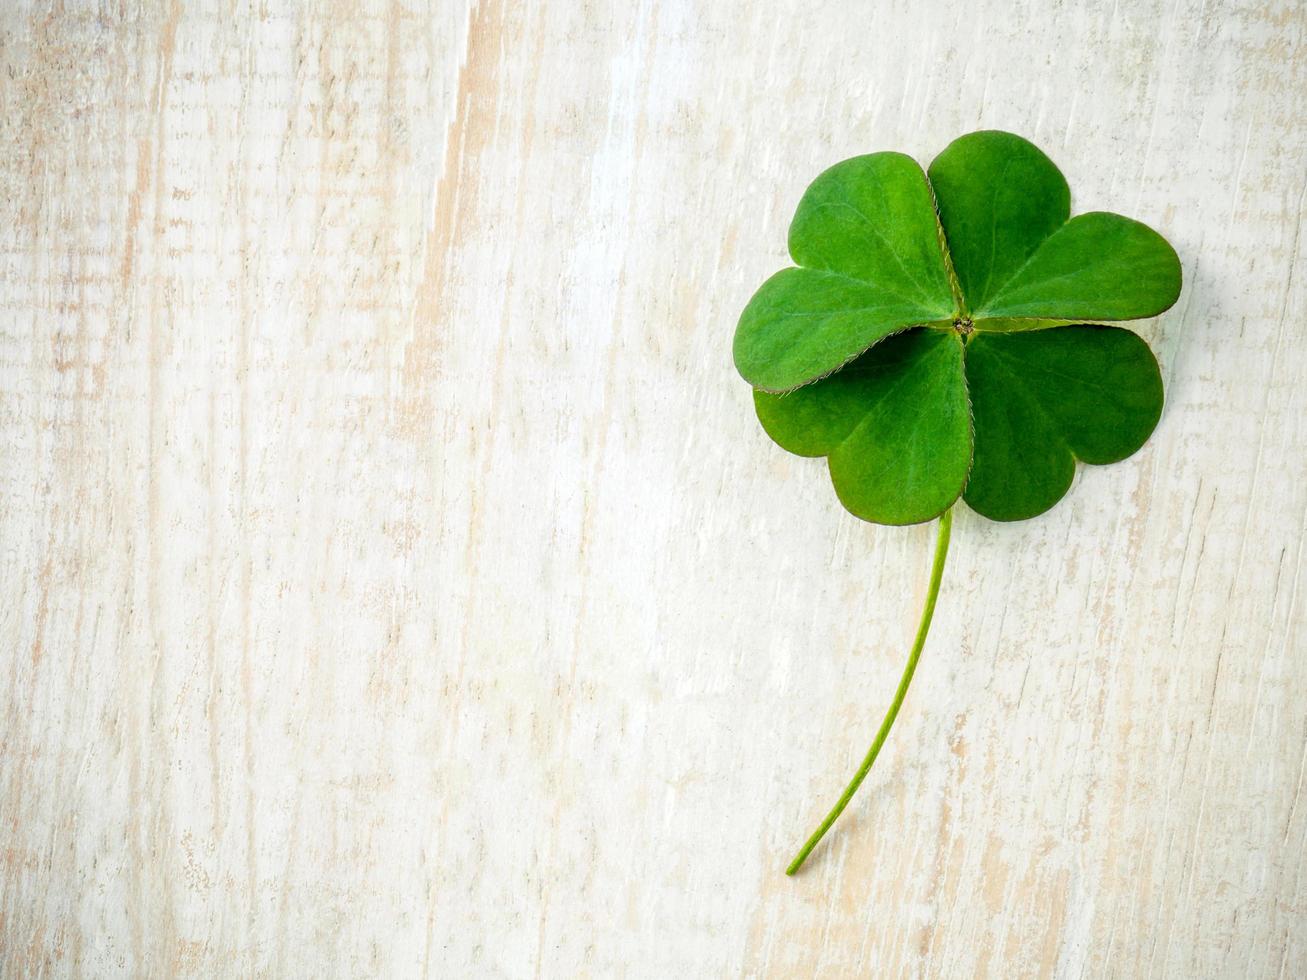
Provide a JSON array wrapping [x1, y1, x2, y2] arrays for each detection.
[[734, 131, 1182, 875], [735, 130, 1181, 525]]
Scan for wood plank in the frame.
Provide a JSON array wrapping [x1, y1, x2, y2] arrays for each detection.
[[2, 0, 1304, 975]]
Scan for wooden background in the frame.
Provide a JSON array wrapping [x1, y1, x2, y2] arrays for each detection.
[[2, 0, 1305, 976]]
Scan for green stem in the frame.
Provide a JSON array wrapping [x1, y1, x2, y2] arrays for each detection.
[[786, 507, 953, 876]]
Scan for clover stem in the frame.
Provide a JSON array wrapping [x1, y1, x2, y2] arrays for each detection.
[[785, 507, 953, 876]]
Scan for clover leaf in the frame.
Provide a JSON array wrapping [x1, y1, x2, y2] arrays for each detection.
[[737, 130, 1179, 525], [734, 131, 1181, 875]]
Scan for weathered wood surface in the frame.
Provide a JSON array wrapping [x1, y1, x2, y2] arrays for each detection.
[[2, 1, 1305, 976]]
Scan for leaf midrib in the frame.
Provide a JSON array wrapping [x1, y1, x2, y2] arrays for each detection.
[[780, 265, 954, 318], [832, 336, 968, 504], [974, 340, 1075, 461], [806, 200, 945, 307]]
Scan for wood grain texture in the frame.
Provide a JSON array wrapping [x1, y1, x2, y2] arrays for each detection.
[[2, 0, 1305, 976]]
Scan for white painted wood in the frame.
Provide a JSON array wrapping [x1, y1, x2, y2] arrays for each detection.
[[2, 0, 1305, 976]]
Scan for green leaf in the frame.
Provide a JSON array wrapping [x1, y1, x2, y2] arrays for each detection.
[[927, 131, 1181, 326], [976, 211, 1182, 321], [754, 329, 971, 525], [734, 153, 956, 392], [962, 326, 1163, 521], [737, 135, 1184, 874], [737, 134, 1186, 878], [736, 130, 1180, 525], [927, 130, 1070, 314]]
